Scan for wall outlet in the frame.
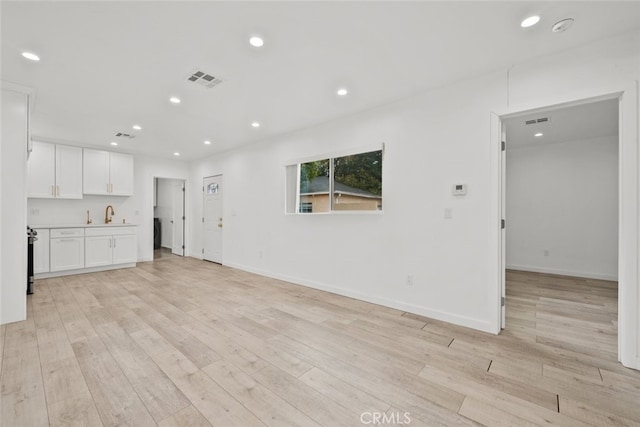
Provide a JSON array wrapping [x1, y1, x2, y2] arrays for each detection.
[[444, 208, 453, 219], [406, 275, 414, 286]]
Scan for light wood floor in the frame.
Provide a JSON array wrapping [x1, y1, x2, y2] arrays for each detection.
[[2, 259, 639, 426]]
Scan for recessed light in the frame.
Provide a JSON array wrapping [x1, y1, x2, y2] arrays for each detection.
[[174, 152, 180, 156], [110, 142, 118, 146], [337, 88, 348, 96], [169, 97, 181, 104], [21, 51, 40, 61], [521, 15, 540, 28], [132, 125, 142, 130], [204, 140, 211, 145], [249, 36, 264, 47], [251, 122, 260, 128], [535, 132, 543, 137]]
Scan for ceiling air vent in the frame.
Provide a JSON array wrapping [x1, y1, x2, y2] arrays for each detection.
[[187, 70, 223, 89], [524, 117, 550, 125], [115, 132, 135, 139]]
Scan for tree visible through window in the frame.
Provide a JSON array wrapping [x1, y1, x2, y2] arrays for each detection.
[[333, 150, 382, 211], [292, 149, 383, 213]]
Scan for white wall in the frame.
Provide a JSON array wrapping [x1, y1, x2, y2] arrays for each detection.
[[28, 195, 136, 226], [506, 136, 618, 280], [134, 155, 190, 261], [1, 86, 29, 325], [189, 30, 639, 337], [190, 71, 507, 332], [154, 178, 174, 248]]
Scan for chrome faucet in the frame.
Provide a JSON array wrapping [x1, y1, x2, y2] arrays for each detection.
[[105, 205, 115, 223]]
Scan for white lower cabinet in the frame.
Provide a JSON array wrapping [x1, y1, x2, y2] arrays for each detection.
[[112, 234, 137, 264], [85, 235, 113, 267], [85, 227, 137, 267], [33, 229, 50, 274], [35, 226, 136, 277], [50, 229, 85, 272]]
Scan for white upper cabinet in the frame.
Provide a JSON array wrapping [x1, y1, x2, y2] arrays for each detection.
[[28, 141, 82, 199], [82, 149, 110, 195], [83, 149, 134, 196], [55, 145, 84, 198], [109, 152, 134, 196]]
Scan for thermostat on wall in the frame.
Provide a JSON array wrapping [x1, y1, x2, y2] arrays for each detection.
[[452, 184, 467, 196]]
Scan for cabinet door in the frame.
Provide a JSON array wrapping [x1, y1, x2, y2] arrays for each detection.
[[83, 149, 110, 195], [112, 234, 136, 264], [109, 152, 134, 196], [28, 141, 55, 198], [56, 145, 83, 199], [33, 229, 50, 274], [85, 235, 113, 267], [50, 237, 85, 272]]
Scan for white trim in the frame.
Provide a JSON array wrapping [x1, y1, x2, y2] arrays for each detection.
[[506, 265, 618, 282], [618, 81, 639, 370], [284, 142, 384, 166], [0, 80, 35, 96], [223, 260, 495, 334]]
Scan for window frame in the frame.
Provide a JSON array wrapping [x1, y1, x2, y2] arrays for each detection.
[[285, 143, 384, 215]]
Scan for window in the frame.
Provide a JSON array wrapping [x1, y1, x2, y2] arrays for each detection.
[[206, 182, 219, 194], [299, 159, 330, 213], [286, 147, 383, 214], [299, 202, 313, 213]]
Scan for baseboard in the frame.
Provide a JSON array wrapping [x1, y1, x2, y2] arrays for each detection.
[[224, 261, 496, 334], [506, 264, 618, 281]]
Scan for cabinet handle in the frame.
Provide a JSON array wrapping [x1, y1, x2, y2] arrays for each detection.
[[109, 238, 112, 248], [113, 238, 116, 248], [107, 183, 110, 193], [58, 239, 75, 242], [111, 183, 114, 193], [56, 185, 60, 196], [51, 185, 55, 196]]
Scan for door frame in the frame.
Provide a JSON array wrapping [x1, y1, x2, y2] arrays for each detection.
[[490, 81, 639, 370], [153, 176, 188, 259], [202, 174, 223, 264]]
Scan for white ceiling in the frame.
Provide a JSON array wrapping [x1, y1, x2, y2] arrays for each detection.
[[504, 98, 619, 148], [2, 1, 639, 161]]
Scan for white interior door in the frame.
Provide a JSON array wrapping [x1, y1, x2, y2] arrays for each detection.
[[203, 175, 223, 263], [500, 124, 507, 328], [171, 181, 185, 256]]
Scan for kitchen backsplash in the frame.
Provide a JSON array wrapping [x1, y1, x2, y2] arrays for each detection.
[[28, 195, 137, 226]]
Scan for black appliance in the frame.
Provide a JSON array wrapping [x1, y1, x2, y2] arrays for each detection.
[[27, 227, 37, 295], [154, 218, 161, 249]]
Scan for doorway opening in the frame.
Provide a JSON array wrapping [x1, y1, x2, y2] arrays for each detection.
[[153, 177, 186, 259], [203, 175, 223, 264], [501, 98, 619, 359]]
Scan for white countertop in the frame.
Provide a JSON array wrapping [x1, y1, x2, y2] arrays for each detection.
[[31, 223, 137, 229]]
